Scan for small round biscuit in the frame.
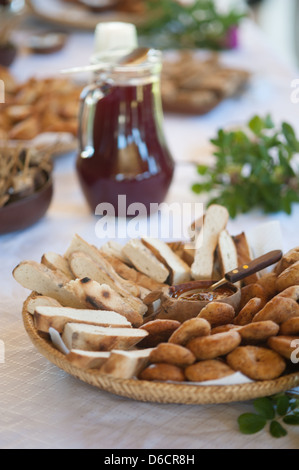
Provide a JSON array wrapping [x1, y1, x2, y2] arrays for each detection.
[[211, 324, 241, 335], [276, 260, 299, 292], [185, 360, 235, 382], [227, 346, 286, 381], [186, 330, 241, 361], [239, 284, 266, 310], [139, 319, 181, 348], [268, 336, 299, 361], [198, 302, 235, 327], [277, 286, 299, 302], [238, 321, 279, 343], [257, 272, 278, 300], [168, 317, 211, 346], [138, 363, 186, 382], [280, 317, 299, 336], [234, 297, 264, 326], [252, 296, 299, 324], [275, 248, 299, 276], [149, 343, 196, 367]]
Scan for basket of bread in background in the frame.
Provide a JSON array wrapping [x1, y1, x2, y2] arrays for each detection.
[[0, 66, 82, 154], [13, 204, 299, 404]]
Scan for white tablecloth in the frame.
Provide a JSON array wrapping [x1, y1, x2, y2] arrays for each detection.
[[1, 16, 299, 449]]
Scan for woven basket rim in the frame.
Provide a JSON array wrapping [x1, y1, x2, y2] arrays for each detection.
[[22, 298, 299, 405]]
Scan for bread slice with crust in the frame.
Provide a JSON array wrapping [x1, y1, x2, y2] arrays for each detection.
[[191, 205, 229, 280], [41, 252, 74, 280], [217, 229, 239, 277], [100, 252, 165, 292], [233, 232, 258, 285], [100, 348, 153, 379], [100, 241, 132, 265], [62, 323, 148, 351], [65, 234, 141, 298], [68, 251, 146, 314], [66, 350, 111, 369], [64, 278, 145, 327], [24, 293, 62, 315], [33, 306, 132, 333], [142, 237, 191, 285], [13, 261, 88, 308], [122, 239, 170, 283]]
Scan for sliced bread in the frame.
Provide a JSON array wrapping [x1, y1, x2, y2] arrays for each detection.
[[62, 323, 148, 351], [24, 293, 62, 315], [217, 229, 239, 277], [41, 252, 74, 280], [122, 239, 170, 283], [66, 349, 111, 369], [33, 306, 132, 333], [191, 205, 229, 280], [100, 348, 153, 379], [142, 237, 191, 285], [13, 261, 88, 308], [64, 278, 145, 327]]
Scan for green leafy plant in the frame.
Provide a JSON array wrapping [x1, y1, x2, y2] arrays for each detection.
[[191, 115, 299, 218], [137, 0, 246, 50], [238, 392, 299, 438]]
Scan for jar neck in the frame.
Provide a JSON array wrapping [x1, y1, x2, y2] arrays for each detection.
[[90, 49, 162, 87]]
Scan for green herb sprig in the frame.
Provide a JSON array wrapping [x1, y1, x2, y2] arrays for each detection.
[[238, 392, 299, 438], [192, 115, 299, 218], [137, 0, 246, 50]]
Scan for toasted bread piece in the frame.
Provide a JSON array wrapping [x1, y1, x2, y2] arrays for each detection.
[[24, 293, 62, 315], [191, 205, 229, 280], [33, 306, 132, 333], [62, 323, 148, 351], [142, 237, 191, 285], [100, 348, 153, 379], [100, 241, 132, 265], [122, 239, 170, 283], [66, 350, 111, 369], [100, 253, 165, 292], [13, 261, 88, 308], [65, 234, 140, 298], [65, 278, 145, 327], [68, 251, 146, 314], [41, 252, 74, 280], [217, 230, 239, 278], [233, 232, 258, 285]]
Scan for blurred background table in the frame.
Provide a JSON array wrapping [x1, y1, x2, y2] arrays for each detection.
[[0, 2, 299, 449]]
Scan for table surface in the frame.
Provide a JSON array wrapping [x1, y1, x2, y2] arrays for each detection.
[[1, 13, 299, 449]]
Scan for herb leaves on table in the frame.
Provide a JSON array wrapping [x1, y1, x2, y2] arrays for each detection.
[[238, 393, 299, 438], [192, 115, 299, 218]]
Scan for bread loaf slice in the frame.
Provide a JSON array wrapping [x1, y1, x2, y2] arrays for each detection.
[[233, 232, 259, 285], [24, 293, 62, 315], [142, 237, 191, 285], [41, 252, 74, 280], [62, 323, 148, 351], [100, 348, 153, 379], [33, 306, 132, 333], [100, 241, 132, 265], [100, 252, 165, 292], [217, 229, 239, 277], [65, 234, 140, 298], [64, 278, 145, 327], [122, 239, 170, 283], [68, 251, 146, 315], [66, 349, 111, 369], [13, 261, 88, 308], [191, 205, 229, 280]]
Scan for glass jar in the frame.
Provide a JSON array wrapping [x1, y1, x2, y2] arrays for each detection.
[[76, 48, 175, 217]]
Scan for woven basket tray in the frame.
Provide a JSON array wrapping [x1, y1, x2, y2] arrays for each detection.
[[22, 302, 299, 405]]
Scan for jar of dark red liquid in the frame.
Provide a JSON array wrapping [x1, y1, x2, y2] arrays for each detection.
[[76, 48, 175, 217]]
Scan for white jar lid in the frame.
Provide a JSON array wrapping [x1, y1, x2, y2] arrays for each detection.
[[94, 21, 138, 54]]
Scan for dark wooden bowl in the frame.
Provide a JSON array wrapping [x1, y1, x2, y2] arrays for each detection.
[[0, 176, 53, 234], [0, 42, 17, 67]]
